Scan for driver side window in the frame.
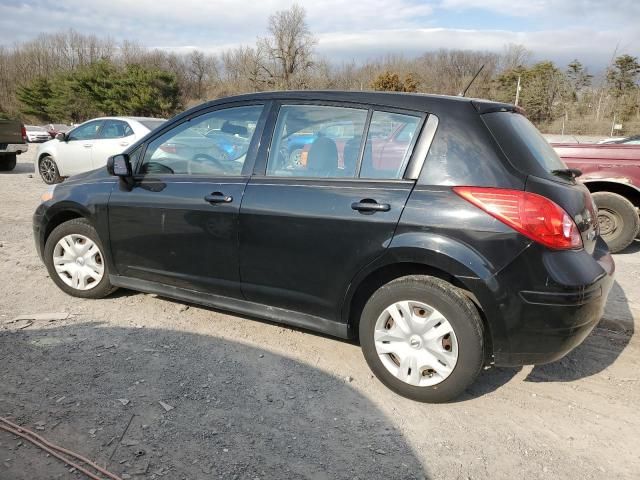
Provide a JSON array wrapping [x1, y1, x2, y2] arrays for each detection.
[[67, 120, 103, 141], [139, 105, 264, 176]]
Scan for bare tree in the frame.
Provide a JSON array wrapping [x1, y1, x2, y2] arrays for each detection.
[[187, 50, 218, 99], [219, 46, 259, 92], [500, 43, 531, 72], [260, 4, 316, 89]]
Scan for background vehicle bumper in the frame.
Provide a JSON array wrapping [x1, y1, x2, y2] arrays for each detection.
[[0, 143, 28, 154]]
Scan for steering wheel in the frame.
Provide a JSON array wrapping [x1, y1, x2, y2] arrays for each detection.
[[187, 153, 229, 175]]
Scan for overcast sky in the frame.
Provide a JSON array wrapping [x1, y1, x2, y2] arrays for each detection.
[[1, 0, 638, 71]]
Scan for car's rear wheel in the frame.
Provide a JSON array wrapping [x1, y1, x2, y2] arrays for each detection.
[[0, 153, 17, 171], [592, 192, 639, 253], [44, 218, 116, 298], [39, 155, 62, 184], [359, 275, 484, 403]]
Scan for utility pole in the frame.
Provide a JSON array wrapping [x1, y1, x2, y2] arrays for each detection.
[[514, 75, 522, 106]]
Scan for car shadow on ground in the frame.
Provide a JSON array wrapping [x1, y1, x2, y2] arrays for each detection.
[[4, 159, 35, 174], [0, 323, 428, 480], [525, 280, 634, 383], [617, 239, 640, 255]]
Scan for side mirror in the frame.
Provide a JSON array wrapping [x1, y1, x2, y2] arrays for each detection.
[[107, 154, 132, 177], [56, 132, 66, 141]]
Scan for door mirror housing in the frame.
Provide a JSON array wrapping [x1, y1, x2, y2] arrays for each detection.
[[55, 132, 66, 141], [107, 154, 132, 177]]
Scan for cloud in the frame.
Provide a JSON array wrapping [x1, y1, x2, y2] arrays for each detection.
[[0, 0, 638, 70], [315, 26, 640, 68]]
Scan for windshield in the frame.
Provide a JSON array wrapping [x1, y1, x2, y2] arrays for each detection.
[[139, 120, 167, 132], [483, 111, 567, 177]]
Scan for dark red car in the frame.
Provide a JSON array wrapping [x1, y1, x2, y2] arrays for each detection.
[[552, 143, 640, 252]]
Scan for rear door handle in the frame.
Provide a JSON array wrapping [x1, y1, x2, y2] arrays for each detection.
[[83, 144, 93, 148], [120, 142, 129, 147], [204, 192, 233, 204], [351, 200, 390, 213]]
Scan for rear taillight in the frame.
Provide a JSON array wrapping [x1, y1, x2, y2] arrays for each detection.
[[21, 125, 27, 142], [453, 187, 582, 250]]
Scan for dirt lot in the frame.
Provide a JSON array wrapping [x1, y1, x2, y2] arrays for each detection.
[[1, 149, 639, 480]]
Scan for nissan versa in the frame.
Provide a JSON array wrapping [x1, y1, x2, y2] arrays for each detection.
[[33, 91, 614, 402]]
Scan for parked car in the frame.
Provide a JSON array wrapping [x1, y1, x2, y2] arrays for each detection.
[[36, 116, 166, 184], [33, 91, 614, 402], [0, 119, 28, 171], [45, 123, 72, 139], [552, 142, 640, 252], [599, 134, 640, 145], [25, 125, 52, 143]]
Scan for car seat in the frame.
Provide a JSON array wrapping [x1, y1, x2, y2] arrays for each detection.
[[307, 136, 338, 177]]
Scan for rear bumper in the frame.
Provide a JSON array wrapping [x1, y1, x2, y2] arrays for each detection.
[[0, 143, 28, 154], [470, 238, 615, 366], [493, 276, 613, 366]]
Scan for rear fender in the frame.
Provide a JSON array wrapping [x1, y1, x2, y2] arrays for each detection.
[[342, 233, 517, 356]]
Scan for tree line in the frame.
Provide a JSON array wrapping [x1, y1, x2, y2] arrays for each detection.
[[1, 4, 638, 135]]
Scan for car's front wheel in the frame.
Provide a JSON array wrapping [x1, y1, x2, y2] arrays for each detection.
[[39, 155, 62, 184], [44, 218, 116, 298], [359, 275, 484, 403]]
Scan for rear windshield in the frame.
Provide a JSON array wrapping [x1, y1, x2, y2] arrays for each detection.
[[139, 120, 166, 132], [483, 111, 566, 176]]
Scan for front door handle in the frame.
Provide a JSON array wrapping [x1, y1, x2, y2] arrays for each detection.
[[351, 199, 391, 213], [204, 192, 233, 204], [83, 144, 93, 148]]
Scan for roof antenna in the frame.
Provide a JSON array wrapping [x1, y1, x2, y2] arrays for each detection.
[[459, 64, 485, 97]]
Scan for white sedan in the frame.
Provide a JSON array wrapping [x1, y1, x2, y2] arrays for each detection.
[[25, 125, 51, 143], [36, 116, 166, 184]]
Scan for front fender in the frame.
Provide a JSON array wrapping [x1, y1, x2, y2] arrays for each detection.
[[37, 181, 115, 269]]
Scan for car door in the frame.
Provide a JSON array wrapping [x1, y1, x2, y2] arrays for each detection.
[[58, 120, 104, 176], [92, 119, 136, 169], [239, 103, 425, 320], [108, 103, 267, 298]]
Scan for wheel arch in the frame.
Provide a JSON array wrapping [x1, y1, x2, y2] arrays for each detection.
[[38, 149, 63, 175], [43, 204, 91, 248], [583, 180, 640, 209], [342, 246, 499, 359]]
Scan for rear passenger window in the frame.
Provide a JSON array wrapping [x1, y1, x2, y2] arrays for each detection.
[[99, 120, 133, 139], [359, 111, 420, 179], [267, 105, 367, 178]]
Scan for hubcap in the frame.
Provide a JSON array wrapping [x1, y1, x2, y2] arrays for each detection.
[[52, 234, 104, 290], [597, 208, 619, 237], [39, 158, 56, 183], [374, 300, 458, 387]]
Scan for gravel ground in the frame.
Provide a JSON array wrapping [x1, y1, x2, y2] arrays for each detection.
[[1, 149, 639, 480]]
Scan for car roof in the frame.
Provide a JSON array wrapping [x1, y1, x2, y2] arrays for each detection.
[[191, 90, 514, 116], [87, 116, 166, 122]]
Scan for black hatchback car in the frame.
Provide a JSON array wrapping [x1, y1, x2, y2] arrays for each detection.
[[34, 91, 614, 402]]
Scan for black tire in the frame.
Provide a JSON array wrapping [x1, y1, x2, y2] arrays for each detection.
[[592, 192, 639, 253], [39, 155, 63, 184], [359, 275, 484, 403], [0, 153, 17, 171], [44, 218, 116, 299]]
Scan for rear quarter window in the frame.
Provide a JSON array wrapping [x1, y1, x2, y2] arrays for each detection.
[[482, 112, 566, 177]]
